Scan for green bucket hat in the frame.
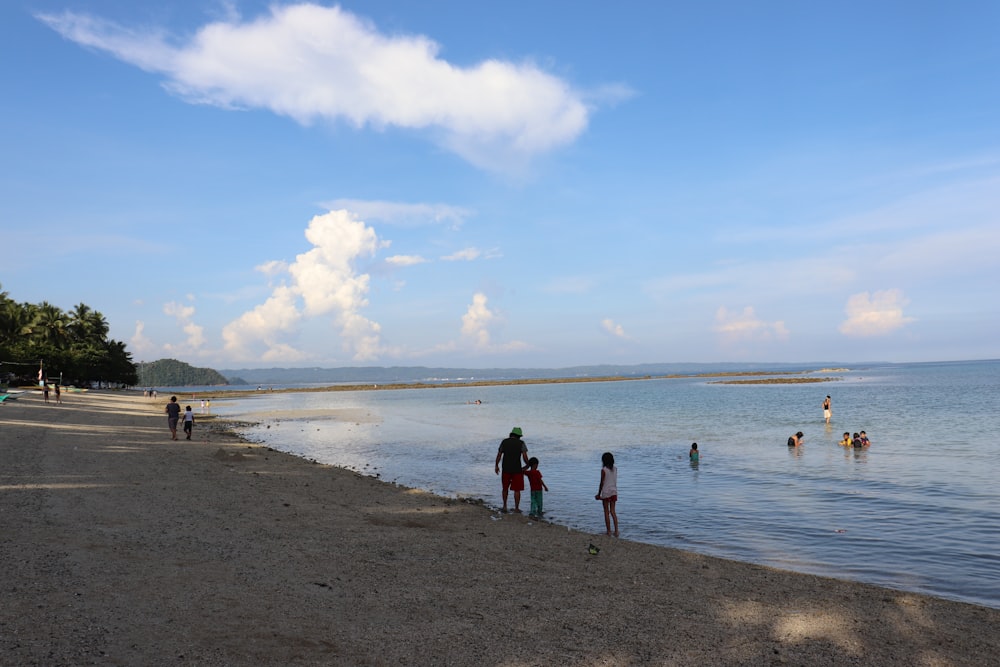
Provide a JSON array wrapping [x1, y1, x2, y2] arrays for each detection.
[[510, 427, 523, 437]]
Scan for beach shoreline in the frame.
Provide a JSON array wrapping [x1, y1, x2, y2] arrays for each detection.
[[2, 390, 997, 665]]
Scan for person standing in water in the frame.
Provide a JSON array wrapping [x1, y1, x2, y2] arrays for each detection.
[[494, 427, 529, 513], [595, 452, 619, 537], [823, 395, 832, 424]]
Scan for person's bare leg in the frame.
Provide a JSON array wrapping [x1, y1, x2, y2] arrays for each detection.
[[603, 500, 612, 535], [513, 490, 522, 512], [610, 501, 619, 537]]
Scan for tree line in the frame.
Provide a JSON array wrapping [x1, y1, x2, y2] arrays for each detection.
[[0, 283, 137, 388]]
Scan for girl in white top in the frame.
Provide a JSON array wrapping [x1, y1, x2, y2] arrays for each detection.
[[183, 405, 195, 440], [595, 452, 619, 537]]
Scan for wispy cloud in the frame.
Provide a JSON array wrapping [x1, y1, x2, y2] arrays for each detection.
[[38, 4, 593, 172], [838, 289, 915, 337], [385, 255, 428, 267], [441, 247, 500, 262], [129, 321, 156, 359], [325, 199, 473, 229], [713, 306, 789, 344], [601, 318, 629, 339]]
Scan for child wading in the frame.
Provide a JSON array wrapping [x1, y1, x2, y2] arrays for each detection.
[[595, 452, 619, 537], [523, 457, 549, 519]]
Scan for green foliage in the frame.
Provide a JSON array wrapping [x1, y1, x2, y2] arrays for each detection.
[[0, 283, 136, 387], [137, 358, 229, 387]]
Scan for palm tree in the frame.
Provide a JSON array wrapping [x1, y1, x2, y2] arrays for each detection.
[[0, 300, 34, 346], [68, 303, 109, 346], [32, 302, 70, 349]]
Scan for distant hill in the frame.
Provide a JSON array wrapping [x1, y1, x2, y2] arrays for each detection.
[[137, 359, 231, 387], [218, 362, 856, 386]]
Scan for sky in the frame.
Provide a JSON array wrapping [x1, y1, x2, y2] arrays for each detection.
[[2, 1, 999, 369]]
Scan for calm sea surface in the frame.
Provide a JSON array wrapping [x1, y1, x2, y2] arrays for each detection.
[[214, 360, 1000, 609]]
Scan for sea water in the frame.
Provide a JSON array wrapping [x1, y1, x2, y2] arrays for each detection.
[[214, 360, 1000, 609]]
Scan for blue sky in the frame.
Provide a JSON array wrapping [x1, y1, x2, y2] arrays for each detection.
[[3, 1, 999, 368]]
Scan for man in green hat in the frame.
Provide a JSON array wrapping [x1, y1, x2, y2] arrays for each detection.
[[494, 427, 529, 513]]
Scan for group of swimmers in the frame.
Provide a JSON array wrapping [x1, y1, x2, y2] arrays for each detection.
[[840, 431, 871, 448], [787, 430, 872, 448]]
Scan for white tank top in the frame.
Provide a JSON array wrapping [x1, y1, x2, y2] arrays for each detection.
[[600, 465, 618, 498]]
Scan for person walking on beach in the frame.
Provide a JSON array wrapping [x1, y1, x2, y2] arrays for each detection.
[[54, 383, 61, 404], [183, 405, 195, 440], [43, 383, 49, 404], [166, 396, 181, 440], [522, 457, 549, 519], [596, 452, 619, 537], [823, 395, 832, 424], [495, 427, 529, 513]]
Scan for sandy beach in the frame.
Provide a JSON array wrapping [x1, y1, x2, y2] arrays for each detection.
[[2, 391, 998, 666]]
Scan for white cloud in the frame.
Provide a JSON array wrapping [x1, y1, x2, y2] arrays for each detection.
[[222, 285, 304, 361], [222, 210, 384, 362], [838, 289, 915, 337], [460, 292, 527, 353], [256, 260, 288, 277], [38, 4, 592, 172], [163, 301, 206, 351], [325, 199, 473, 229], [441, 247, 491, 262], [714, 306, 789, 344], [601, 318, 628, 339], [129, 321, 156, 359], [385, 255, 428, 267]]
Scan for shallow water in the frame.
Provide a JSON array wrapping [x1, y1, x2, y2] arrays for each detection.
[[215, 360, 1000, 609]]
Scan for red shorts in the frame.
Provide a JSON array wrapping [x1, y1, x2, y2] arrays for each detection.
[[502, 472, 525, 492]]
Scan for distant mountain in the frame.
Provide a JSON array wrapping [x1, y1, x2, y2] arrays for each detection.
[[138, 359, 230, 387], [219, 362, 855, 386]]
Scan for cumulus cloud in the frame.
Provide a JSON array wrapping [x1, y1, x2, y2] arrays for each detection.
[[256, 260, 289, 277], [222, 210, 385, 362], [163, 300, 206, 351], [38, 4, 592, 172], [714, 306, 789, 344], [601, 318, 629, 339], [838, 289, 915, 337], [460, 292, 527, 353]]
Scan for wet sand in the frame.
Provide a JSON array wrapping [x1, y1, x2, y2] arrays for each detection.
[[1, 390, 997, 665]]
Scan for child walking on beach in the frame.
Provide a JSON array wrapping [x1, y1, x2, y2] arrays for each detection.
[[523, 457, 549, 519], [183, 405, 195, 440], [595, 452, 619, 537]]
